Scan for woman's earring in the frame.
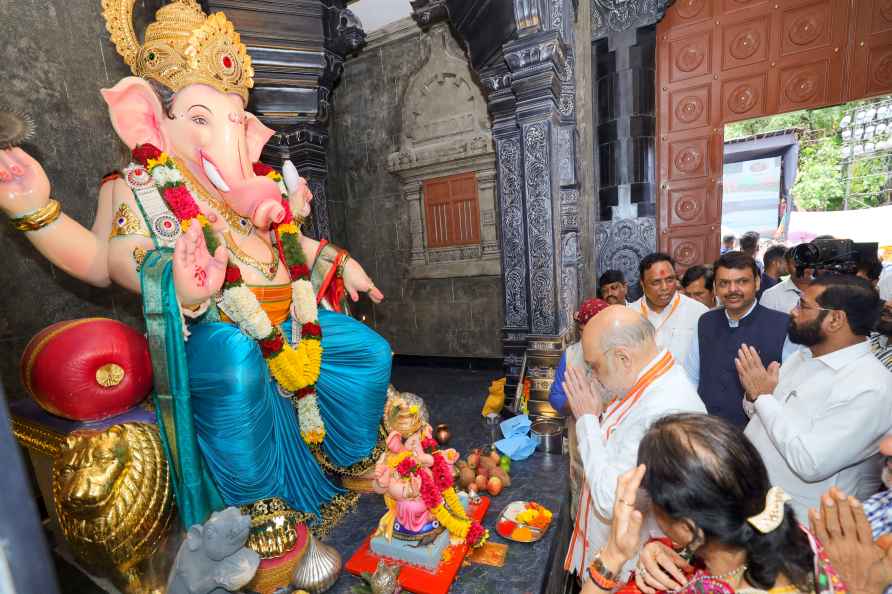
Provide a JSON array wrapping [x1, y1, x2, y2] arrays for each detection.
[[681, 525, 704, 561]]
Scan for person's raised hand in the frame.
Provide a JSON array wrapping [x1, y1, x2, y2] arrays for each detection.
[[601, 465, 648, 572], [809, 487, 892, 594], [735, 344, 780, 402], [634, 540, 692, 594], [565, 365, 603, 419]]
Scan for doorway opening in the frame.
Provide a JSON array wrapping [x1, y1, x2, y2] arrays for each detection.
[[721, 94, 892, 260]]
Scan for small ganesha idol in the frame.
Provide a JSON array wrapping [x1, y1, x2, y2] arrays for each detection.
[[371, 392, 487, 557]]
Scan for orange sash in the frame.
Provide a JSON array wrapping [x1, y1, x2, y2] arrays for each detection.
[[563, 351, 675, 573], [640, 293, 681, 334], [220, 283, 292, 326]]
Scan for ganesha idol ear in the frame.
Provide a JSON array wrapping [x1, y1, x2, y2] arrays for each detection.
[[244, 113, 274, 164], [100, 77, 166, 152]]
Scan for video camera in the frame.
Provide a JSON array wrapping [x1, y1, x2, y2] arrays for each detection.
[[789, 239, 879, 275]]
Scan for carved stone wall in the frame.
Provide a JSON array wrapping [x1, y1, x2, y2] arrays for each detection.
[[419, 0, 584, 392], [327, 17, 503, 358], [387, 24, 500, 280]]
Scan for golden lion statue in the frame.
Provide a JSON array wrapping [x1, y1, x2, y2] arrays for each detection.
[[52, 422, 174, 593]]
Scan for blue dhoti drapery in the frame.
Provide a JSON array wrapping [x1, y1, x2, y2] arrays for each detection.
[[185, 309, 392, 516], [141, 250, 392, 525]]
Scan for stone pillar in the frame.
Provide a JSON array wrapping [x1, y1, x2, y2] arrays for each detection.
[[591, 2, 672, 294], [407, 0, 584, 402], [208, 0, 366, 240], [481, 64, 528, 393]]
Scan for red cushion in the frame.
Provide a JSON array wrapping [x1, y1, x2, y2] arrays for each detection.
[[21, 318, 153, 421]]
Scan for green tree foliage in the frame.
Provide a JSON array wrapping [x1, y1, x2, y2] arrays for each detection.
[[725, 102, 890, 211]]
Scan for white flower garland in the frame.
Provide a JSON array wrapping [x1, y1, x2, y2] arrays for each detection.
[[148, 158, 327, 443], [218, 285, 273, 339], [291, 279, 318, 324], [296, 389, 324, 441]]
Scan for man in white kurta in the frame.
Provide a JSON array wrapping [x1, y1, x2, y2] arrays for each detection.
[[562, 306, 706, 579], [739, 275, 892, 521], [628, 253, 708, 363]]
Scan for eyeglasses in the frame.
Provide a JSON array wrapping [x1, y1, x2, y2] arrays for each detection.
[[794, 297, 834, 312]]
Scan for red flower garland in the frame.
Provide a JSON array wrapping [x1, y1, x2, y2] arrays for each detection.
[[289, 263, 310, 279], [419, 471, 442, 509], [431, 453, 453, 492], [225, 265, 243, 284], [259, 334, 285, 357], [396, 457, 418, 477], [164, 185, 201, 219], [302, 322, 321, 337], [466, 523, 485, 548], [133, 144, 161, 164], [252, 162, 274, 176]]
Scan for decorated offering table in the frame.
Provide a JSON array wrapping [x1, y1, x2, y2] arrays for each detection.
[[322, 366, 571, 594]]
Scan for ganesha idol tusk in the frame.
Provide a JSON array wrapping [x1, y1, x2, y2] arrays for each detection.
[[282, 159, 302, 195]]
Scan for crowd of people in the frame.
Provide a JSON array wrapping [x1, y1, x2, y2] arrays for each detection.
[[548, 231, 892, 594]]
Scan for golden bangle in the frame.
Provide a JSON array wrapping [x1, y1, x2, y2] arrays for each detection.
[[10, 199, 62, 231], [337, 252, 351, 278]]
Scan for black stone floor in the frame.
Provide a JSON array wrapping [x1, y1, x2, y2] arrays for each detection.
[[51, 363, 571, 594]]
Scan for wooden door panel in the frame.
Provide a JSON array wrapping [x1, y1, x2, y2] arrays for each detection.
[[720, 68, 770, 122], [667, 84, 712, 132], [664, 134, 712, 182], [663, 0, 715, 29], [774, 57, 834, 113], [665, 181, 716, 228], [777, 0, 835, 57], [849, 0, 892, 99], [666, 30, 714, 83], [721, 0, 771, 16], [657, 0, 866, 264], [666, 227, 721, 268], [720, 13, 772, 71]]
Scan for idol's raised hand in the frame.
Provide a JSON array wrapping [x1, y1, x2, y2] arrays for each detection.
[[0, 147, 51, 217], [173, 220, 228, 307]]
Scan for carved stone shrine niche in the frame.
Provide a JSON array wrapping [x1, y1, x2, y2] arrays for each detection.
[[387, 23, 499, 280]]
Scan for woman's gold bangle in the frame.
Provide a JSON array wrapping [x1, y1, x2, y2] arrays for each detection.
[[10, 199, 62, 232]]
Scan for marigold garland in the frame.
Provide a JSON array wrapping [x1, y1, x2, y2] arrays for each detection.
[[132, 143, 327, 445], [393, 441, 488, 548]]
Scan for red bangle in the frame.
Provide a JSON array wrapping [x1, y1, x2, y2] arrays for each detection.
[[588, 561, 619, 590]]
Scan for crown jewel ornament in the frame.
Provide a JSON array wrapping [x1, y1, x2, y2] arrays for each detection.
[[101, 0, 254, 103]]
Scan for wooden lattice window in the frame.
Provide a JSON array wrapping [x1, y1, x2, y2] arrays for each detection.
[[422, 172, 481, 248]]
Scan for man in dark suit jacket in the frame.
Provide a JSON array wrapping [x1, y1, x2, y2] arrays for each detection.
[[684, 251, 797, 426]]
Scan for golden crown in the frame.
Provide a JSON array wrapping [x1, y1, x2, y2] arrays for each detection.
[[102, 0, 254, 103]]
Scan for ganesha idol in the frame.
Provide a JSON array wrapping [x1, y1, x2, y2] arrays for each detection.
[[369, 394, 486, 570], [0, 0, 391, 552]]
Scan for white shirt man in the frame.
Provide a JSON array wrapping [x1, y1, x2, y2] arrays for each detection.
[[562, 306, 706, 578], [740, 276, 892, 521], [629, 292, 708, 364], [879, 266, 892, 301], [759, 276, 802, 315]]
